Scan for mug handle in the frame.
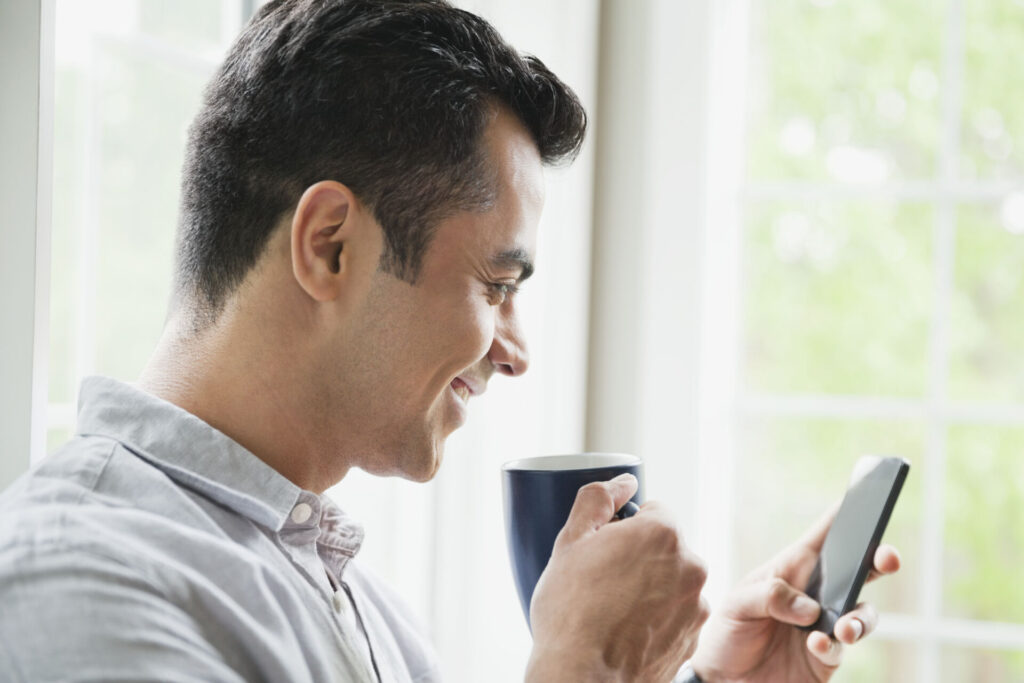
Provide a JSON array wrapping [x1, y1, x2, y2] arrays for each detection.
[[615, 500, 640, 519]]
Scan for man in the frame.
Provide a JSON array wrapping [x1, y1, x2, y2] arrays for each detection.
[[0, 1, 899, 681]]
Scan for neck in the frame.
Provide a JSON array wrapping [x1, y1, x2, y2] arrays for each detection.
[[138, 306, 347, 493]]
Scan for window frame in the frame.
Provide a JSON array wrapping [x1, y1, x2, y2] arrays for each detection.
[[0, 0, 54, 488], [726, 0, 1024, 678]]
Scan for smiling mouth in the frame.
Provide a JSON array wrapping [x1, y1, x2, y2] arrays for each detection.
[[451, 377, 471, 404]]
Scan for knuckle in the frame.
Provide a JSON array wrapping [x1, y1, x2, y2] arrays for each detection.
[[697, 595, 711, 626], [550, 526, 571, 550], [677, 551, 708, 596], [634, 518, 675, 557], [642, 518, 682, 554], [575, 481, 612, 507], [768, 576, 791, 605], [682, 550, 708, 586], [659, 526, 683, 555], [691, 554, 709, 585]]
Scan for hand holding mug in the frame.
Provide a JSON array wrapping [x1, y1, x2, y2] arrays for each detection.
[[526, 474, 710, 682]]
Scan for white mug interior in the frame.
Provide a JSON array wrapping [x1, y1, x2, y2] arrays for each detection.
[[502, 453, 640, 472]]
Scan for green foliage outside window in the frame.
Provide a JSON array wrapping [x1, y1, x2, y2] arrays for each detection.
[[741, 1, 1024, 680]]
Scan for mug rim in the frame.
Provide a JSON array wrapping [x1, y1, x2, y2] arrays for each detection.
[[502, 452, 640, 472]]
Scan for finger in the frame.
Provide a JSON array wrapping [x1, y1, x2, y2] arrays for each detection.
[[865, 544, 902, 584], [834, 602, 879, 644], [557, 474, 639, 545], [807, 631, 844, 668], [721, 576, 821, 627]]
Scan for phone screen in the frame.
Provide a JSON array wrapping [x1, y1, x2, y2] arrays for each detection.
[[805, 456, 909, 635]]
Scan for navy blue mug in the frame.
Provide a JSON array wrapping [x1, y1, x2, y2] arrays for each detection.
[[501, 453, 644, 628]]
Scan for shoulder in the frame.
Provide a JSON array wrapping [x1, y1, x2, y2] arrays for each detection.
[[0, 542, 249, 682], [0, 452, 293, 682], [0, 435, 300, 628], [1, 435, 225, 564]]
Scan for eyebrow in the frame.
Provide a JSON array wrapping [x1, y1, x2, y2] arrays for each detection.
[[491, 248, 535, 283]]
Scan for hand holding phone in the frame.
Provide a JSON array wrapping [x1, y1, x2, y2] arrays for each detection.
[[689, 456, 906, 681], [803, 455, 910, 636]]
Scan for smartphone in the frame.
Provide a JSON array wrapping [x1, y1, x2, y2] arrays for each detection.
[[802, 455, 910, 637]]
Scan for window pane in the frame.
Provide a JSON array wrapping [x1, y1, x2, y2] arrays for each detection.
[[48, 67, 83, 406], [746, 0, 944, 181], [92, 41, 211, 381], [949, 204, 1024, 402], [734, 417, 924, 615], [50, 0, 227, 405], [941, 645, 1024, 683], [743, 202, 932, 396], [944, 425, 1024, 623], [138, 0, 227, 54], [960, 1, 1024, 179], [46, 427, 73, 456]]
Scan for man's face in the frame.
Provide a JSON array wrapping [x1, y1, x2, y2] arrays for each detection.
[[338, 109, 543, 481]]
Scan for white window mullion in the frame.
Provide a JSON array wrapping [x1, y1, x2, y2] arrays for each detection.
[[33, 0, 56, 467], [744, 180, 1020, 204], [697, 0, 749, 603], [69, 38, 102, 428], [741, 393, 1024, 425], [879, 614, 1024, 651], [918, 0, 965, 679]]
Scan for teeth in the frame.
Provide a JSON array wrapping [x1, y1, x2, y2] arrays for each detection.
[[453, 383, 470, 403]]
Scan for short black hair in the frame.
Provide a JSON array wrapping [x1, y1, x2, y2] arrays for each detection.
[[174, 0, 587, 325]]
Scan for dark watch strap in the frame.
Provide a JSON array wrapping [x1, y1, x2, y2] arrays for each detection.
[[675, 663, 703, 683]]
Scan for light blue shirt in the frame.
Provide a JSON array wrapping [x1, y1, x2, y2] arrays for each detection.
[[0, 376, 442, 682]]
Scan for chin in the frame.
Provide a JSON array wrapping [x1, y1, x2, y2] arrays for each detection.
[[399, 456, 442, 483], [392, 435, 446, 483]]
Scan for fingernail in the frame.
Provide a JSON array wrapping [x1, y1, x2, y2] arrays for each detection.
[[792, 595, 820, 619], [849, 618, 863, 640], [611, 473, 636, 485]]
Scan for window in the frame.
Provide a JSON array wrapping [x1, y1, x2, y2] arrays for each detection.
[[46, 0, 245, 452], [732, 0, 1024, 679]]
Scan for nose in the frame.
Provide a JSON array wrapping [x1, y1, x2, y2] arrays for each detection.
[[488, 308, 529, 377]]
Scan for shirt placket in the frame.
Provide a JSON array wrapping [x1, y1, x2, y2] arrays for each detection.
[[280, 495, 381, 683]]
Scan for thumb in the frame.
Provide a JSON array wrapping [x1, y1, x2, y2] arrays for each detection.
[[556, 473, 639, 547]]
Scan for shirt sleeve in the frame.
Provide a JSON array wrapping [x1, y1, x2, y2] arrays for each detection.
[[0, 544, 248, 683]]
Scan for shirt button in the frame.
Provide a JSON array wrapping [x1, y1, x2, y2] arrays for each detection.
[[290, 502, 313, 524], [332, 590, 348, 613]]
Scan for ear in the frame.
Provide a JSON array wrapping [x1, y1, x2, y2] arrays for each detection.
[[290, 180, 364, 302]]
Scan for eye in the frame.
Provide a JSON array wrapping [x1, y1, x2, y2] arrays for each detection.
[[486, 281, 519, 306]]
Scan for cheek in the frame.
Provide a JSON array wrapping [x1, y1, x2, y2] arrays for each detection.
[[451, 300, 495, 363]]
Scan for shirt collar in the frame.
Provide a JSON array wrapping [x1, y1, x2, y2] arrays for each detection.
[[75, 375, 305, 532]]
